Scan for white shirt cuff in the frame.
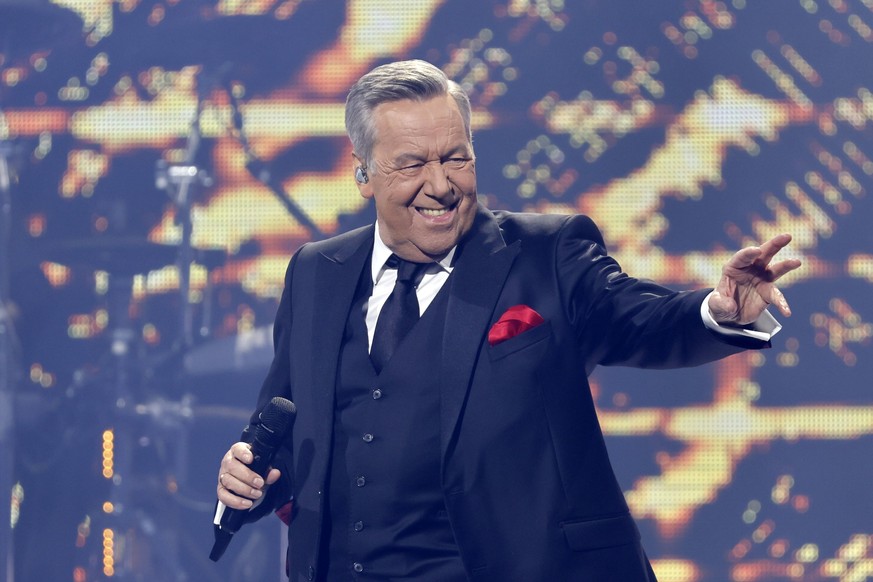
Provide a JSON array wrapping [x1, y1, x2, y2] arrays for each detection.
[[700, 291, 782, 341]]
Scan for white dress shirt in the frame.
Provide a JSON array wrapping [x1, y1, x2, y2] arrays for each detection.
[[365, 221, 780, 351], [365, 223, 455, 350]]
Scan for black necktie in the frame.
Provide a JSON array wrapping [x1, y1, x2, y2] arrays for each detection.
[[370, 255, 428, 373]]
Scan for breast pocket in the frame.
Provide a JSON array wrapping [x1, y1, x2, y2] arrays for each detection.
[[561, 513, 641, 552], [487, 320, 552, 362]]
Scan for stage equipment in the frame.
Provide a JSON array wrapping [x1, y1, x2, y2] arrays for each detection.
[[1, 3, 84, 579], [0, 122, 19, 582], [121, 12, 328, 241], [225, 79, 326, 240], [42, 233, 222, 581], [183, 325, 274, 378]]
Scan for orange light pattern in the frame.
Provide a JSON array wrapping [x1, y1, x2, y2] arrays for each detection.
[[732, 535, 873, 581], [811, 299, 873, 366], [101, 429, 114, 479], [603, 356, 873, 538], [60, 149, 109, 198], [298, 0, 448, 96], [4, 1, 871, 580], [101, 528, 114, 577]]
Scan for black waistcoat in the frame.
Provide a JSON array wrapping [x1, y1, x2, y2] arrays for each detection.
[[317, 266, 466, 581]]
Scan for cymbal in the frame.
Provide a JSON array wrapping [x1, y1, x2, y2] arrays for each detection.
[[0, 0, 83, 57], [37, 237, 178, 275], [36, 237, 226, 276], [184, 325, 273, 377]]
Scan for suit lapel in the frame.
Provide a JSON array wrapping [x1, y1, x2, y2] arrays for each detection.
[[310, 227, 373, 452], [304, 211, 519, 462], [440, 206, 520, 458]]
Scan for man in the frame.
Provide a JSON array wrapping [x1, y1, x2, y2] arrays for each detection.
[[216, 60, 800, 581]]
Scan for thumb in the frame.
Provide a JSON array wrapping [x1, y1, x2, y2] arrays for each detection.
[[707, 292, 737, 322], [265, 468, 282, 486]]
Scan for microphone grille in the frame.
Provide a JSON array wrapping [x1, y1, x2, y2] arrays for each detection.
[[258, 397, 297, 437]]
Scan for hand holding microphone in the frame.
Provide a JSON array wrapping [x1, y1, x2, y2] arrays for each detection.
[[211, 397, 296, 561]]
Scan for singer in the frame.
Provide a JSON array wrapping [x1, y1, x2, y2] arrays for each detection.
[[215, 60, 801, 581]]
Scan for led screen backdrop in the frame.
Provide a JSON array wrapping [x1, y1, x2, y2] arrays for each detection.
[[1, 0, 872, 580]]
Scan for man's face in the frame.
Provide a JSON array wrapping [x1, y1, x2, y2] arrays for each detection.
[[355, 95, 477, 263]]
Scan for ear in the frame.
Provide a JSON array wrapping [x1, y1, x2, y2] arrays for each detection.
[[352, 153, 373, 199]]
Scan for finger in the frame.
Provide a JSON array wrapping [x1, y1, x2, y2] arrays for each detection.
[[229, 442, 254, 464], [766, 258, 802, 281], [755, 233, 792, 266], [726, 246, 763, 270], [220, 444, 254, 477], [222, 463, 266, 491], [767, 286, 792, 317], [217, 480, 254, 509], [220, 471, 265, 500], [217, 472, 253, 509], [220, 445, 265, 489]]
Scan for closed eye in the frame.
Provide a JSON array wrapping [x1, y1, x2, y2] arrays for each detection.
[[397, 162, 425, 176], [393, 155, 470, 176], [444, 157, 470, 168]]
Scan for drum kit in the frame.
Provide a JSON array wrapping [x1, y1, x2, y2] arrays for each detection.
[[1, 2, 320, 579]]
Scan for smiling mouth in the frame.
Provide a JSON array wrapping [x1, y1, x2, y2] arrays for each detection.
[[416, 201, 457, 217]]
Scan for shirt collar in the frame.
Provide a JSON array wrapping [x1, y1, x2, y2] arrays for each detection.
[[371, 221, 455, 284]]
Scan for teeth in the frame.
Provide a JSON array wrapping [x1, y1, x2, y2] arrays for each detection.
[[418, 207, 449, 217]]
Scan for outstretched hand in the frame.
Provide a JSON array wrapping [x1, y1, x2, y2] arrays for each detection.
[[708, 233, 802, 326]]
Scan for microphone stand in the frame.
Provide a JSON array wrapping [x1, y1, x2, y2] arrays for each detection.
[[225, 82, 325, 240], [155, 73, 212, 351], [102, 271, 189, 582]]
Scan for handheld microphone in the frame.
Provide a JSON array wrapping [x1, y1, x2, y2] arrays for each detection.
[[210, 397, 296, 561]]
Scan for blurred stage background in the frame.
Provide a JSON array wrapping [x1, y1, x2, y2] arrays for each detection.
[[0, 0, 871, 580]]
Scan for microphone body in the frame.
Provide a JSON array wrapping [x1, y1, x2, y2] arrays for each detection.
[[210, 397, 296, 561]]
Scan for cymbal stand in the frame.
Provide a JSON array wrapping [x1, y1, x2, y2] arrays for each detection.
[[0, 109, 22, 582], [101, 71, 213, 581], [139, 73, 215, 580], [98, 271, 190, 581], [155, 72, 211, 350]]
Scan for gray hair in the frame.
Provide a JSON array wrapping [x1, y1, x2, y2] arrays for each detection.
[[344, 60, 473, 168]]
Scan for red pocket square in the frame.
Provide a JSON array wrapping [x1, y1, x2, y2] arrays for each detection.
[[488, 305, 545, 347]]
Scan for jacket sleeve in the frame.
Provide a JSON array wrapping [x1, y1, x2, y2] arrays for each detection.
[[553, 214, 768, 373], [237, 247, 302, 523]]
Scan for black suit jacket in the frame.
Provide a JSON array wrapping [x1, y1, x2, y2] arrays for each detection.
[[246, 205, 766, 581]]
